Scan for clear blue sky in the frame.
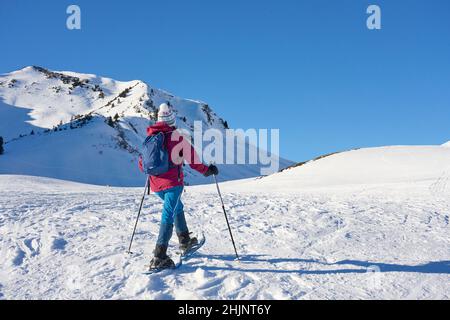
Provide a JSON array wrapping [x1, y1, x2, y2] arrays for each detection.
[[1, 0, 449, 161]]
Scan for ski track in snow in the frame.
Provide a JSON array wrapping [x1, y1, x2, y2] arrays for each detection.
[[0, 176, 449, 299]]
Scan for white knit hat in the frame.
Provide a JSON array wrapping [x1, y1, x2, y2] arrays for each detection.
[[157, 103, 176, 126]]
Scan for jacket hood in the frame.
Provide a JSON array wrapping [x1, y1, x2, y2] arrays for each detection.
[[147, 121, 176, 136]]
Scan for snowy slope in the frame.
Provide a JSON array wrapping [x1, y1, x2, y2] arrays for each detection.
[[226, 145, 450, 192], [0, 144, 449, 299], [0, 66, 293, 186]]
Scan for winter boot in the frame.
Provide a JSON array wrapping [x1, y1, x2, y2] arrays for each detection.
[[177, 231, 198, 255], [149, 245, 175, 270]]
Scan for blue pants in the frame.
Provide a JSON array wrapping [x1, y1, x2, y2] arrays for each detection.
[[154, 186, 188, 247]]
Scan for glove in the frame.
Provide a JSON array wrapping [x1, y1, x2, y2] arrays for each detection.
[[204, 164, 219, 177]]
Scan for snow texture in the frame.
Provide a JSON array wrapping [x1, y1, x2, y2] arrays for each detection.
[[0, 144, 449, 299]]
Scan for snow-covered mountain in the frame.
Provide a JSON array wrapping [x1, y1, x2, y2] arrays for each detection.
[[0, 143, 449, 299], [0, 66, 293, 186]]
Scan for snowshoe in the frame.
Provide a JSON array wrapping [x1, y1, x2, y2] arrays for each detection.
[[146, 244, 178, 273], [144, 255, 182, 275], [148, 256, 176, 270], [178, 233, 206, 258], [180, 237, 199, 254]]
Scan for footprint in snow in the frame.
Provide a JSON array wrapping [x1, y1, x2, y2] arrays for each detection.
[[12, 248, 26, 266], [23, 238, 40, 257], [51, 238, 68, 251]]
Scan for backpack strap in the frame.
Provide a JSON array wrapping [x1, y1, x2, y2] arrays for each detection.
[[161, 130, 182, 182], [162, 131, 180, 170]]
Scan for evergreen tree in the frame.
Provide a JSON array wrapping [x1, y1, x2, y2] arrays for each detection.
[[106, 116, 114, 127], [69, 116, 74, 129]]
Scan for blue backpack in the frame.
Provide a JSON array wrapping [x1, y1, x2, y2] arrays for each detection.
[[141, 132, 171, 176]]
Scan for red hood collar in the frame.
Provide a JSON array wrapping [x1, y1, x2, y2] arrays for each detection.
[[147, 121, 175, 136]]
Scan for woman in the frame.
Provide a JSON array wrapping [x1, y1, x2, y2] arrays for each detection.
[[139, 103, 219, 270]]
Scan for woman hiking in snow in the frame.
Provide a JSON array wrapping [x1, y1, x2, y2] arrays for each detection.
[[138, 103, 219, 270]]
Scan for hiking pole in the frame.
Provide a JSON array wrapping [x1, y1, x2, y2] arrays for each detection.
[[213, 174, 240, 260], [127, 176, 149, 254]]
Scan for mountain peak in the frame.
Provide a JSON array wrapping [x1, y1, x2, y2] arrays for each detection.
[[0, 66, 293, 186]]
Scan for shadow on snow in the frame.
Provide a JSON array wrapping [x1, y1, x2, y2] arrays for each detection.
[[192, 254, 450, 275]]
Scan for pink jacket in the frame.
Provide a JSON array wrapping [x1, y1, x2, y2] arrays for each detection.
[[138, 122, 208, 192]]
